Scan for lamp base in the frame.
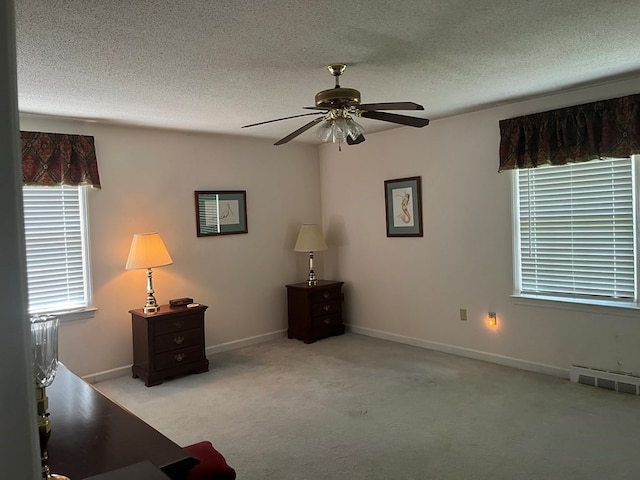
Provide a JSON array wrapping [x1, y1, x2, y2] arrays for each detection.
[[307, 269, 318, 287], [36, 387, 71, 480], [143, 304, 160, 314], [143, 268, 160, 313], [306, 251, 318, 286]]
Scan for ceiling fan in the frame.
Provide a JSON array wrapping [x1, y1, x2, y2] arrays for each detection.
[[242, 63, 430, 147]]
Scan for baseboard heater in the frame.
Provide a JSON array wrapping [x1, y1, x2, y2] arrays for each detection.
[[570, 365, 640, 395]]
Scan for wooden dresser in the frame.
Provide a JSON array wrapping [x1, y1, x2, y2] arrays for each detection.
[[286, 280, 344, 343], [130, 304, 209, 386]]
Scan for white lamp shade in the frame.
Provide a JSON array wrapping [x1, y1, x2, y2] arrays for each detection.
[[294, 224, 328, 252], [125, 232, 173, 269]]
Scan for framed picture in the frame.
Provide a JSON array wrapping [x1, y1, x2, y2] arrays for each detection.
[[384, 176, 423, 237], [195, 190, 248, 236]]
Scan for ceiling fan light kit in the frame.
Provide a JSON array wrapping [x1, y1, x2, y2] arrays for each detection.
[[242, 63, 429, 148], [316, 110, 365, 145]]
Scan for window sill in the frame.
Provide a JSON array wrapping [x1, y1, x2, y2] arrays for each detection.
[[511, 294, 639, 317], [32, 307, 98, 322]]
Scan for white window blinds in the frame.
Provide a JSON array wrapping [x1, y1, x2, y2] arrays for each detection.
[[22, 186, 90, 314], [516, 158, 636, 302]]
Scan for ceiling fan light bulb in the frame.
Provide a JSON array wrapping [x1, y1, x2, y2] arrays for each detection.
[[316, 121, 333, 142], [332, 127, 347, 143], [334, 117, 348, 131], [325, 117, 346, 143], [345, 118, 365, 140]]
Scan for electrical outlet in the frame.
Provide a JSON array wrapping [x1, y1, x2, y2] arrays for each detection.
[[459, 308, 467, 321]]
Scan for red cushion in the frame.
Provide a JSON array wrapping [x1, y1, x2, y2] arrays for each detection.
[[183, 441, 236, 480]]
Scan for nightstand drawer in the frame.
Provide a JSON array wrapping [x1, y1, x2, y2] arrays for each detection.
[[312, 315, 344, 337], [154, 345, 204, 371], [154, 313, 202, 335], [311, 300, 341, 317], [311, 288, 341, 304], [155, 328, 203, 353]]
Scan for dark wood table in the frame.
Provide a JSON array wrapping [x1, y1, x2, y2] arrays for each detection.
[[46, 363, 198, 479], [83, 460, 171, 479]]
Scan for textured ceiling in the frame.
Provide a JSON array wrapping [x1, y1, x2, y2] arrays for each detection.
[[14, 0, 640, 144]]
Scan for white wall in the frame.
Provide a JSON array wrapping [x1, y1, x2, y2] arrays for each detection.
[[19, 116, 321, 376], [17, 75, 640, 380], [319, 76, 640, 376]]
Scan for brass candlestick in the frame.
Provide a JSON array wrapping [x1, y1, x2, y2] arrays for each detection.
[[31, 315, 70, 480]]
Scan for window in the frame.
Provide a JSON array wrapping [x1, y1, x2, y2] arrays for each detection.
[[22, 185, 93, 316], [513, 156, 639, 308]]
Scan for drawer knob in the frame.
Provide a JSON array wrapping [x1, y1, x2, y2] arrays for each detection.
[[173, 320, 184, 329], [323, 304, 331, 312], [324, 318, 330, 325], [175, 353, 185, 362], [323, 292, 330, 299], [174, 335, 185, 345]]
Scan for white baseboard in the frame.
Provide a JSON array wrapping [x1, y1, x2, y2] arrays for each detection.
[[204, 329, 287, 356], [82, 365, 131, 384], [346, 324, 569, 379], [84, 329, 287, 384], [85, 326, 568, 384]]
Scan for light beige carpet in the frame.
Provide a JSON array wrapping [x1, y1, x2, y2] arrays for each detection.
[[95, 333, 640, 479]]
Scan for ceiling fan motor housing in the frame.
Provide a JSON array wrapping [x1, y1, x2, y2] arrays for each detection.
[[315, 87, 361, 109]]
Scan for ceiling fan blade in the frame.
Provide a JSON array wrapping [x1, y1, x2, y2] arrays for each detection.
[[302, 106, 330, 111], [358, 102, 424, 111], [242, 112, 323, 128], [360, 111, 430, 128], [274, 116, 326, 145], [347, 134, 366, 145]]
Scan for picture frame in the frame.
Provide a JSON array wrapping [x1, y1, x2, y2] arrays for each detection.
[[195, 190, 248, 236], [384, 176, 423, 237]]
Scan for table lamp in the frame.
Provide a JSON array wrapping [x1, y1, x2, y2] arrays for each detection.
[[294, 224, 327, 286], [31, 314, 70, 480], [125, 232, 173, 313]]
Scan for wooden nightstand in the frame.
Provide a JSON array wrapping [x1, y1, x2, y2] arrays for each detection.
[[130, 304, 209, 386], [285, 280, 344, 343]]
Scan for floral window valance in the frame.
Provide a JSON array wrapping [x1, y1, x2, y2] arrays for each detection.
[[21, 131, 101, 188], [499, 93, 640, 171]]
